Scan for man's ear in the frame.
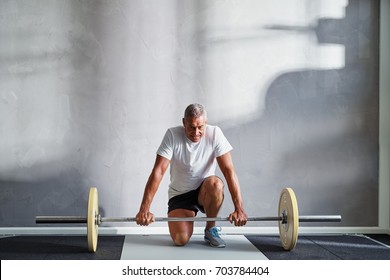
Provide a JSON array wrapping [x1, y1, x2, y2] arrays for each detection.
[[182, 118, 185, 127]]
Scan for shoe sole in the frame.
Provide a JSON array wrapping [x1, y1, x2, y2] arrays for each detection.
[[204, 237, 226, 248]]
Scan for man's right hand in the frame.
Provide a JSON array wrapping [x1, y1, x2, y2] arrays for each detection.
[[135, 211, 155, 226]]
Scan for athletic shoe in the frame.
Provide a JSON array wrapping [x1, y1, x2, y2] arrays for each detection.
[[204, 226, 226, 248]]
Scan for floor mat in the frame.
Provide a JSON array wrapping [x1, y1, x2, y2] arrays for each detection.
[[246, 234, 390, 260], [121, 234, 268, 260], [0, 235, 124, 260]]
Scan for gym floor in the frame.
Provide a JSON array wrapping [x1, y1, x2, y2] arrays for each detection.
[[1, 234, 389, 260]]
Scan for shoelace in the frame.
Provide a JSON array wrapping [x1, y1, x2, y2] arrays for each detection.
[[209, 226, 222, 237]]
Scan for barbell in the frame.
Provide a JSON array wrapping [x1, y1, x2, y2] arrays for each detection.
[[36, 187, 341, 252]]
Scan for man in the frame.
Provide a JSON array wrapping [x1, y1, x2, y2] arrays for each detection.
[[135, 103, 247, 248]]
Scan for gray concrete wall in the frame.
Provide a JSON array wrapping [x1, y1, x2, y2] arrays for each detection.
[[0, 0, 379, 227]]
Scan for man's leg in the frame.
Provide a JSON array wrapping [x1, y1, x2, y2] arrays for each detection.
[[197, 176, 224, 229], [168, 209, 195, 246], [197, 176, 226, 248]]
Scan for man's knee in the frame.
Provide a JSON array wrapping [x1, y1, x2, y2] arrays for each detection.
[[204, 177, 224, 199], [172, 232, 191, 246]]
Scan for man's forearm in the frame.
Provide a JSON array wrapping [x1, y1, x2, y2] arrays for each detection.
[[224, 170, 245, 211], [139, 172, 162, 211]]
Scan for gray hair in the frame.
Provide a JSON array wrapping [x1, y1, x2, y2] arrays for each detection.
[[184, 103, 207, 119]]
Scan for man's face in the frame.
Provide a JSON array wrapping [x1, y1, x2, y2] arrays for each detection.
[[182, 115, 207, 143]]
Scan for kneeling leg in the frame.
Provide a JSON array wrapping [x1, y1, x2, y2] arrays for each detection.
[[168, 209, 195, 246]]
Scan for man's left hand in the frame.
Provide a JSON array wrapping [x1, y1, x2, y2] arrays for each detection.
[[228, 209, 248, 226]]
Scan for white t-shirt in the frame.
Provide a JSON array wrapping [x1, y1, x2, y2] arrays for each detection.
[[157, 125, 233, 199]]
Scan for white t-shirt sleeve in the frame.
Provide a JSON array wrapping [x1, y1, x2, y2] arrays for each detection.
[[157, 129, 173, 160], [214, 126, 233, 157]]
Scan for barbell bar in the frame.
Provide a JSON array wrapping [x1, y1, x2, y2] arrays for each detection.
[[35, 187, 342, 252], [36, 215, 341, 223]]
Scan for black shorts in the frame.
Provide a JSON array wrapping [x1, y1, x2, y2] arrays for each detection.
[[168, 185, 205, 215]]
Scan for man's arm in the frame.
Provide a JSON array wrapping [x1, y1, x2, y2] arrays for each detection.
[[136, 155, 170, 226], [216, 152, 248, 226]]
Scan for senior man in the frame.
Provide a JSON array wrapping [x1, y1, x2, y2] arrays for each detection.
[[136, 103, 247, 248]]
